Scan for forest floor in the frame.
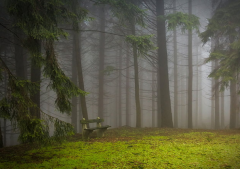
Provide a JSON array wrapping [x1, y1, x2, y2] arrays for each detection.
[[0, 127, 240, 169]]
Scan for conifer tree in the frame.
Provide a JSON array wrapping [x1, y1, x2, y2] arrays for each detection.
[[200, 0, 240, 129], [0, 0, 88, 144]]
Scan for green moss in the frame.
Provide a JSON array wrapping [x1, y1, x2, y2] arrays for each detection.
[[1, 128, 240, 169]]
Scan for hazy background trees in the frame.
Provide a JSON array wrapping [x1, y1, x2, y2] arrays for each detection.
[[0, 0, 239, 147]]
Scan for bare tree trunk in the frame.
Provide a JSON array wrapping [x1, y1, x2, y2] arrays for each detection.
[[72, 31, 78, 133], [199, 57, 202, 128], [3, 119, 6, 146], [75, 29, 88, 121], [98, 5, 105, 119], [237, 84, 240, 128], [3, 51, 7, 146], [0, 124, 3, 148], [187, 0, 193, 129], [152, 66, 155, 127], [14, 29, 27, 80], [78, 100, 82, 132], [156, 0, 173, 128], [126, 45, 130, 126], [229, 35, 236, 129], [115, 53, 119, 128], [179, 57, 185, 128], [211, 61, 215, 129], [214, 59, 220, 129], [230, 81, 237, 129], [30, 39, 41, 118], [130, 23, 141, 128], [173, 0, 178, 128], [196, 44, 199, 128], [118, 43, 122, 127], [220, 89, 224, 129], [140, 61, 143, 126]]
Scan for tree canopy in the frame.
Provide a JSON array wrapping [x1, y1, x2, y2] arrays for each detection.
[[200, 0, 240, 90], [0, 0, 88, 145]]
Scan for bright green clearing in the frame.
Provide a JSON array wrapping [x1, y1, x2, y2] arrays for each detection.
[[0, 127, 240, 169]]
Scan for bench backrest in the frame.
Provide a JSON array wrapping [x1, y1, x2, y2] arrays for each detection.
[[80, 118, 104, 124], [80, 117, 104, 129]]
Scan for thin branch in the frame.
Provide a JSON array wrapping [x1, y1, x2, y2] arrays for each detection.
[[0, 22, 22, 42], [61, 27, 125, 36]]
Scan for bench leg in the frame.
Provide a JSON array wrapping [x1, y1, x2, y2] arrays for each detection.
[[83, 130, 93, 140], [97, 128, 107, 138]]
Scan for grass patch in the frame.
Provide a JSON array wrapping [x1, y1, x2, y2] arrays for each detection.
[[0, 127, 240, 168]]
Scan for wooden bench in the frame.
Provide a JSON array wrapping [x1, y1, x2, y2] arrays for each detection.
[[80, 117, 111, 139]]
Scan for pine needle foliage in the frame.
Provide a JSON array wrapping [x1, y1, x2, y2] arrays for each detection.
[[200, 0, 240, 91], [125, 35, 157, 56], [94, 0, 146, 27], [200, 1, 240, 44], [166, 12, 200, 33], [0, 0, 89, 145]]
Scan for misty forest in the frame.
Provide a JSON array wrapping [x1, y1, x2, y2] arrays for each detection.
[[0, 0, 240, 168]]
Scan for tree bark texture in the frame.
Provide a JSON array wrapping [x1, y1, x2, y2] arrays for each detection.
[[214, 59, 220, 129], [156, 0, 173, 128], [98, 5, 105, 119], [152, 66, 156, 127], [118, 43, 122, 127], [72, 31, 78, 133], [230, 80, 237, 129], [131, 23, 141, 128], [187, 0, 193, 129], [126, 45, 130, 126], [220, 89, 224, 129], [229, 36, 236, 129], [173, 0, 178, 128], [74, 29, 89, 121], [30, 39, 41, 119], [195, 43, 199, 128]]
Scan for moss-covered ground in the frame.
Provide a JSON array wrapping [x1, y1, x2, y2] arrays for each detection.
[[0, 127, 240, 169]]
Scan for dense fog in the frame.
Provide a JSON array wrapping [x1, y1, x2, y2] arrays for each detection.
[[0, 0, 239, 147]]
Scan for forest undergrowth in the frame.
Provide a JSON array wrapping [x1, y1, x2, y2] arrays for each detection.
[[0, 127, 240, 169]]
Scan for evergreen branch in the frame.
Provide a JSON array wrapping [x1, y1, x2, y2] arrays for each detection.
[[0, 57, 16, 80], [0, 22, 22, 42]]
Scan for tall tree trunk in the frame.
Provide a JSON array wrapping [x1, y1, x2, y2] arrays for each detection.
[[131, 23, 141, 128], [75, 29, 88, 121], [118, 43, 122, 127], [199, 57, 202, 128], [180, 58, 185, 128], [140, 61, 143, 126], [15, 29, 27, 80], [229, 36, 236, 129], [152, 66, 155, 127], [3, 51, 7, 146], [173, 0, 178, 128], [220, 89, 224, 129], [78, 100, 82, 132], [30, 39, 41, 118], [3, 118, 6, 146], [72, 31, 78, 133], [126, 45, 130, 126], [237, 84, 240, 128], [213, 37, 220, 130], [211, 61, 215, 129], [187, 0, 193, 129], [156, 0, 173, 128], [0, 123, 3, 148], [98, 5, 105, 119], [230, 81, 236, 129], [115, 84, 119, 128], [196, 44, 199, 128], [115, 53, 119, 127], [214, 59, 220, 129]]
